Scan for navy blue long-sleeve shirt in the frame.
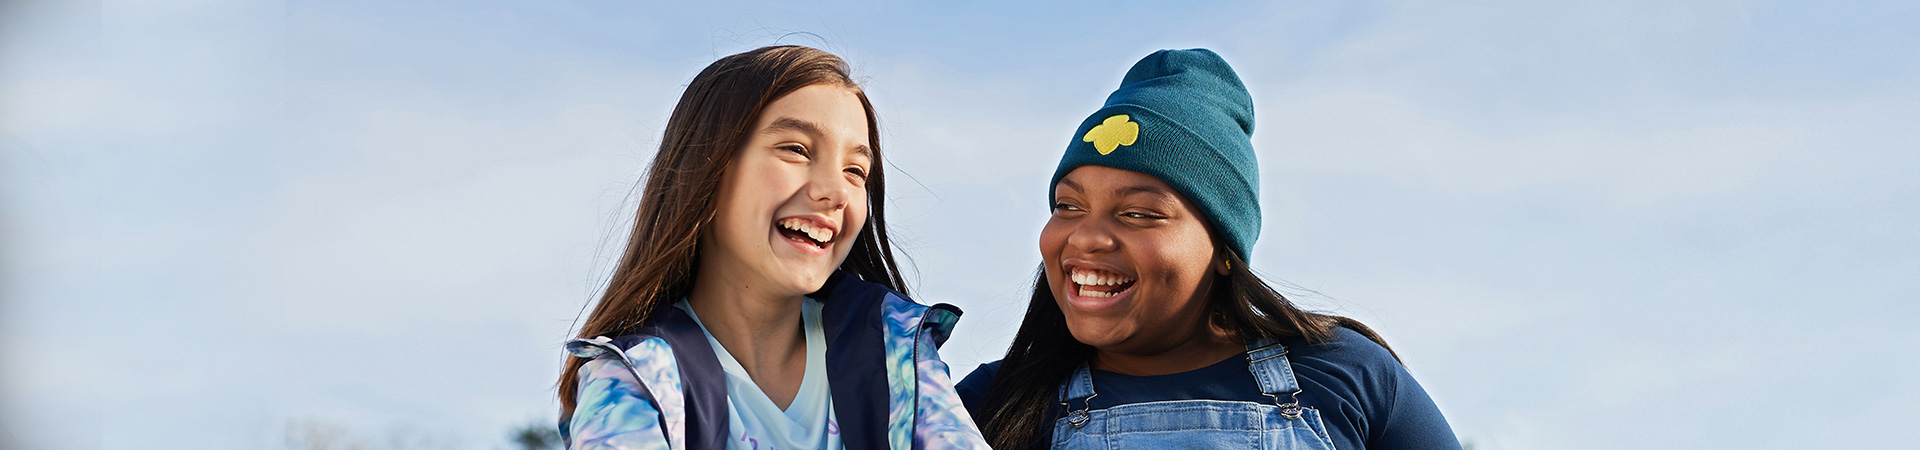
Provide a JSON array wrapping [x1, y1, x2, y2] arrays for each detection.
[[955, 327, 1461, 450]]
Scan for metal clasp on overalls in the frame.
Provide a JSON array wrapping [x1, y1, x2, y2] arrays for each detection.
[[1251, 343, 1305, 420], [1060, 391, 1099, 428], [1273, 390, 1305, 419], [1258, 383, 1306, 419]]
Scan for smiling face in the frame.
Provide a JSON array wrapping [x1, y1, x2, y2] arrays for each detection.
[[702, 83, 874, 299], [1042, 165, 1228, 356]]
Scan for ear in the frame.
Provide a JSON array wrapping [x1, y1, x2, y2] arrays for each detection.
[[1213, 249, 1234, 276]]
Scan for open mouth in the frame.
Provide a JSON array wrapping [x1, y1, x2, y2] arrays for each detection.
[[777, 217, 835, 250], [1070, 267, 1136, 299]]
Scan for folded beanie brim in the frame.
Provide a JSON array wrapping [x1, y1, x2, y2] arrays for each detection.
[[1048, 48, 1263, 261]]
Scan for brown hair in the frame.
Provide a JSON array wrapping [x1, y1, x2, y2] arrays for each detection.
[[557, 45, 906, 416], [974, 253, 1398, 449]]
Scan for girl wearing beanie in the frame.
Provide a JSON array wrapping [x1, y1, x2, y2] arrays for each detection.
[[955, 49, 1461, 450], [556, 46, 989, 450]]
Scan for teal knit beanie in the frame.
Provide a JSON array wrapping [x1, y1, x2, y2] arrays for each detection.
[[1049, 48, 1261, 261]]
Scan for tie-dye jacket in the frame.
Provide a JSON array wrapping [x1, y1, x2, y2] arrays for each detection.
[[560, 271, 990, 450]]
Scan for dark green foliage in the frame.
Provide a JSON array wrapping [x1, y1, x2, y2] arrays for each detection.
[[509, 422, 560, 450]]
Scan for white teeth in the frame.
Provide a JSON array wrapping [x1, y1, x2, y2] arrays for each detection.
[[1069, 269, 1135, 286], [778, 218, 833, 244], [1076, 287, 1117, 298]]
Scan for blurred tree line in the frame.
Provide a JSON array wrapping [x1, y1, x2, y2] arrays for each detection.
[[281, 418, 559, 450]]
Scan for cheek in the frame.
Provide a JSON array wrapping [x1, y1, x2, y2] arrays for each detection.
[[828, 189, 871, 263], [714, 159, 790, 235], [1137, 235, 1217, 310], [1038, 220, 1070, 286], [841, 197, 869, 245], [757, 157, 816, 196], [1037, 219, 1069, 258], [712, 171, 754, 228], [737, 159, 795, 193]]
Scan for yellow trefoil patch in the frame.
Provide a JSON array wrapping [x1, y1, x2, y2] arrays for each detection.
[[1082, 114, 1139, 155]]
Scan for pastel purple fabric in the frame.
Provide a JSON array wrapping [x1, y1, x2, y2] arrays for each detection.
[[562, 294, 988, 450]]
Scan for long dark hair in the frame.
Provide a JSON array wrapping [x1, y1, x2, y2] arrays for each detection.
[[974, 252, 1397, 449], [557, 45, 906, 416]]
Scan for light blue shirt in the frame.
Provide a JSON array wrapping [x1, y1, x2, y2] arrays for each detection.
[[677, 298, 842, 450]]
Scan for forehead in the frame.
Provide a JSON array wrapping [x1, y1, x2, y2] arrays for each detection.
[[754, 84, 872, 157], [1057, 166, 1182, 199]]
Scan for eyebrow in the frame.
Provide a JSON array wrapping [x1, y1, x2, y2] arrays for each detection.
[[763, 116, 873, 159], [764, 117, 821, 137], [1059, 178, 1083, 193], [1056, 178, 1173, 199], [1115, 184, 1174, 199]]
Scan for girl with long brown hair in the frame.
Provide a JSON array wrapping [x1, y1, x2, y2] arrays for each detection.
[[557, 45, 987, 450]]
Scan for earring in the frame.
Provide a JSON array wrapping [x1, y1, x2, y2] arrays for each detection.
[[1224, 260, 1231, 270]]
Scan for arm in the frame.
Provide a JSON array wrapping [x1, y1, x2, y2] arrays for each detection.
[[565, 358, 672, 450], [1369, 361, 1461, 450], [912, 329, 993, 450], [1314, 327, 1459, 450]]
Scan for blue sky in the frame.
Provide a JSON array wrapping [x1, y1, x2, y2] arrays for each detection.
[[3, 1, 1917, 449]]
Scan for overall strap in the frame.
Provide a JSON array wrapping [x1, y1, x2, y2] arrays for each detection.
[[1245, 339, 1307, 419], [1056, 362, 1099, 428]]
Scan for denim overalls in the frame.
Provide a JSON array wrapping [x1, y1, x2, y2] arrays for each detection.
[[1051, 340, 1337, 450]]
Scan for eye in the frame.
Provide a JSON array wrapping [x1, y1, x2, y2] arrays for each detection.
[[778, 143, 809, 157], [1120, 210, 1167, 220], [1051, 203, 1083, 213], [845, 165, 869, 180]]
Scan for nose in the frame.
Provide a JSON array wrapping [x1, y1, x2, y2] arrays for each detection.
[[1065, 217, 1118, 255], [806, 166, 852, 211]]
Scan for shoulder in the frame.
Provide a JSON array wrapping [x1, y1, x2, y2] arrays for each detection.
[[574, 357, 648, 401], [566, 355, 672, 449], [816, 271, 963, 345], [1300, 326, 1387, 354], [563, 333, 688, 412], [965, 360, 1003, 377], [1283, 326, 1406, 388], [954, 360, 1003, 413], [957, 360, 1002, 390], [567, 333, 670, 357], [565, 335, 682, 398], [1287, 327, 1461, 449], [1282, 327, 1407, 419]]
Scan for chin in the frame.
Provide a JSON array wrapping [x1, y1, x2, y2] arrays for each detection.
[[779, 269, 829, 296], [1063, 318, 1126, 349], [804, 269, 832, 289]]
